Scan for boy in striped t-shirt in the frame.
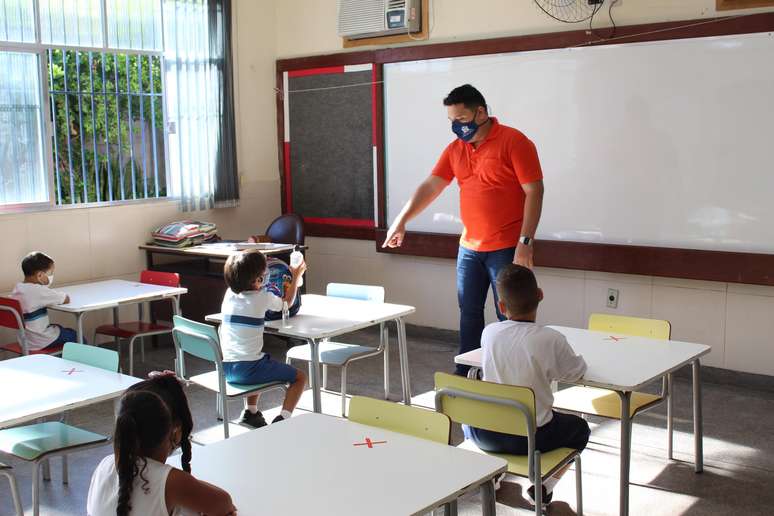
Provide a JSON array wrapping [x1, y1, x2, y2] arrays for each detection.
[[11, 252, 75, 352], [219, 250, 307, 428]]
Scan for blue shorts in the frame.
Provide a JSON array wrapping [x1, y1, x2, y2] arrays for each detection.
[[46, 325, 79, 349], [223, 354, 298, 385]]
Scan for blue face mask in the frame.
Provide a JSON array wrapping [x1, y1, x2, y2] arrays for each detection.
[[451, 111, 489, 142]]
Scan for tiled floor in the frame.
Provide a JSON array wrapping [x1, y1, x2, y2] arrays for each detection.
[[1, 327, 773, 515]]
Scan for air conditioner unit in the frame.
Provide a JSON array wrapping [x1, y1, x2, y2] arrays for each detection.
[[338, 0, 421, 40]]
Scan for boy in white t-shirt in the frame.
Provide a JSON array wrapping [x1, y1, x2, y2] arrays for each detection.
[[463, 264, 590, 506], [10, 252, 76, 352], [219, 250, 307, 428]]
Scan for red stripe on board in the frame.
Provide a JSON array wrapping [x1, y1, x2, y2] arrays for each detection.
[[288, 66, 345, 78], [303, 217, 374, 228], [284, 141, 292, 212], [371, 65, 377, 145]]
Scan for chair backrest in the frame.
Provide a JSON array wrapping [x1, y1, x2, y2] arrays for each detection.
[[140, 270, 181, 288], [62, 342, 119, 372], [434, 372, 536, 438], [326, 283, 385, 303], [0, 297, 23, 330], [265, 213, 305, 245], [588, 313, 671, 340], [172, 315, 220, 363], [349, 396, 451, 445]]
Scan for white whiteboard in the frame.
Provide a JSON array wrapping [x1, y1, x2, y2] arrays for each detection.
[[385, 32, 774, 253]]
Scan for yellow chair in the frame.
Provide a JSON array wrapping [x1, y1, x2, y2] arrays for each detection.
[[552, 314, 674, 457], [435, 372, 583, 516], [348, 395, 450, 444]]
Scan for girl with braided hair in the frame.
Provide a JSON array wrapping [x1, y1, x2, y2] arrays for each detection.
[[86, 388, 235, 515]]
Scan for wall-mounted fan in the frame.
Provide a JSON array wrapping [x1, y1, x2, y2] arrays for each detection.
[[534, 0, 604, 23]]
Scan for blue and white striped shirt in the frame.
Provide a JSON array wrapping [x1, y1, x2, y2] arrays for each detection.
[[218, 288, 284, 362]]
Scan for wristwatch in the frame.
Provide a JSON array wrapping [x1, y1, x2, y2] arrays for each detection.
[[518, 236, 533, 246]]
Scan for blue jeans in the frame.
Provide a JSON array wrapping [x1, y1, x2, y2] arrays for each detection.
[[456, 245, 515, 376]]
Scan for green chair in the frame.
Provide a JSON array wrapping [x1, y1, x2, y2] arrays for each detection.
[[0, 462, 23, 516], [348, 396, 450, 444], [62, 342, 120, 372], [0, 344, 117, 516], [286, 283, 391, 417], [435, 372, 583, 516], [172, 315, 288, 438]]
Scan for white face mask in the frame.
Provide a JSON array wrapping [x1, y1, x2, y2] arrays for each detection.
[[46, 274, 54, 287]]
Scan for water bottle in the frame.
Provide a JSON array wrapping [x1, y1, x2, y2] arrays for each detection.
[[290, 247, 304, 287], [282, 300, 290, 327]]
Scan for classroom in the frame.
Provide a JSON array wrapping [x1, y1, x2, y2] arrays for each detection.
[[1, 0, 774, 515]]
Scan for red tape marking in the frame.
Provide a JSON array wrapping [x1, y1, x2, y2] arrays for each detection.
[[353, 437, 387, 448], [288, 66, 345, 78], [303, 217, 374, 228]]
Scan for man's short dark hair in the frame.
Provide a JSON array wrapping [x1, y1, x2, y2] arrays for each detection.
[[443, 84, 487, 112], [21, 252, 54, 277], [224, 251, 267, 294], [496, 264, 540, 315]]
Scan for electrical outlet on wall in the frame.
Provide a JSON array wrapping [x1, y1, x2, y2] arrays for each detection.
[[607, 288, 619, 309]]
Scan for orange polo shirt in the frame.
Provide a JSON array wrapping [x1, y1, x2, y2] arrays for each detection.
[[431, 118, 543, 252]]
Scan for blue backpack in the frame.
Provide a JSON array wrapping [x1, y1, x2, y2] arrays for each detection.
[[263, 257, 302, 320]]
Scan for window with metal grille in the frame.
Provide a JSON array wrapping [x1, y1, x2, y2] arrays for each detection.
[[1, 0, 167, 209], [47, 50, 165, 204]]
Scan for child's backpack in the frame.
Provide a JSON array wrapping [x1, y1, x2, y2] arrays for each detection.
[[263, 257, 302, 320]]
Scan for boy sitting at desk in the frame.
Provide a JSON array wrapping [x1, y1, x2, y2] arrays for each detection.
[[220, 250, 307, 427], [464, 264, 589, 506], [10, 251, 76, 352]]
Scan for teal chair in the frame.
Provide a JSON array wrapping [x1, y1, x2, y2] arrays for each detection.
[[285, 283, 390, 416], [172, 316, 288, 438], [0, 462, 23, 516], [0, 343, 117, 516]]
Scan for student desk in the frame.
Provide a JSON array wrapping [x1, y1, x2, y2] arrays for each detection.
[[0, 354, 139, 429], [170, 412, 506, 515], [49, 279, 187, 343], [206, 294, 416, 414], [454, 325, 710, 516]]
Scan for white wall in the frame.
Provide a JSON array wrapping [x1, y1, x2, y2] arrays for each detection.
[[277, 0, 774, 376], [1, 0, 279, 340]]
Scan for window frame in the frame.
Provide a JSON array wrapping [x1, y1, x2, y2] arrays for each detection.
[[0, 0, 171, 213]]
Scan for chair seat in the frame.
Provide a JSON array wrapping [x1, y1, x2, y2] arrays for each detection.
[[189, 370, 286, 398], [0, 422, 107, 461], [286, 341, 381, 366], [95, 321, 173, 339], [553, 386, 663, 419], [0, 342, 63, 356], [458, 439, 577, 479]]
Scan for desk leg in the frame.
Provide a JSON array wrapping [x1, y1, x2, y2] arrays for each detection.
[[76, 313, 85, 344], [617, 391, 632, 516], [481, 477, 496, 516], [308, 338, 321, 413], [692, 359, 704, 473], [667, 373, 674, 461], [396, 318, 412, 405]]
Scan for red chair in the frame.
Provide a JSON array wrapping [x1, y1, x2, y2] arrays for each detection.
[[0, 297, 64, 356], [92, 270, 181, 375]]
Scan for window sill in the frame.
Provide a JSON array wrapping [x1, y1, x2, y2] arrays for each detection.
[[0, 197, 178, 217]]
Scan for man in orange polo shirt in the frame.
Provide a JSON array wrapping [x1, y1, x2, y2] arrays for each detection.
[[383, 84, 544, 375]]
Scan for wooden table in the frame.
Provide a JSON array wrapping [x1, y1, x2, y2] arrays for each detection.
[[170, 412, 506, 515], [455, 325, 711, 516], [206, 294, 416, 414]]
